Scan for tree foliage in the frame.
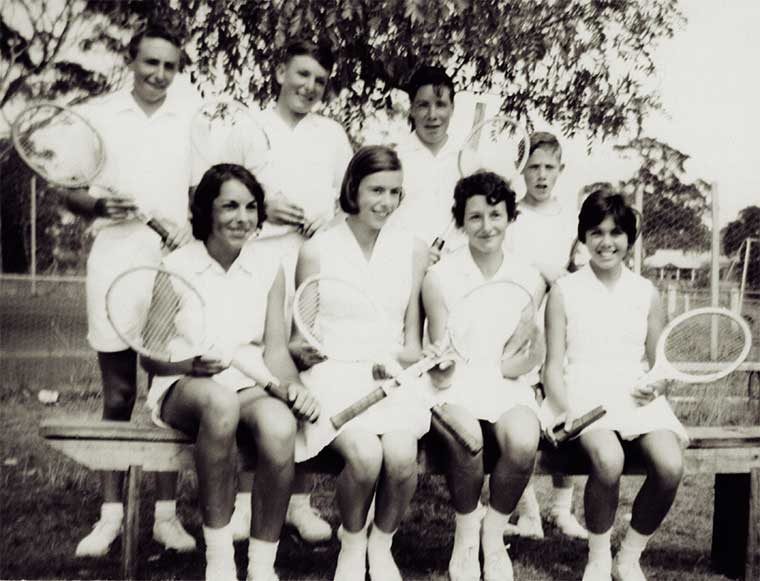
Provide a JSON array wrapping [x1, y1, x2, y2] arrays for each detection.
[[173, 0, 683, 142], [722, 206, 760, 289], [614, 137, 711, 257]]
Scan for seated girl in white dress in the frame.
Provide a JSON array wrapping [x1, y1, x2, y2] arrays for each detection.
[[543, 188, 687, 581], [143, 164, 320, 581], [289, 146, 431, 581], [422, 171, 546, 581]]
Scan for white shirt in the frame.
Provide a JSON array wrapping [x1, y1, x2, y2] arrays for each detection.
[[503, 201, 579, 276], [254, 108, 353, 239], [390, 132, 465, 247], [83, 88, 196, 232]]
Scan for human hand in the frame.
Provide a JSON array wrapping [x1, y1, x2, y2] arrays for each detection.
[[371, 356, 404, 381], [94, 195, 139, 221], [289, 338, 326, 371], [301, 211, 333, 238], [286, 382, 320, 423], [427, 243, 443, 268], [631, 380, 667, 406], [164, 222, 194, 251], [265, 192, 305, 226], [190, 354, 228, 377], [423, 342, 456, 390]]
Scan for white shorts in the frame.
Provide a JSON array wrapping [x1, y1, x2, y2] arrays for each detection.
[[86, 223, 164, 352]]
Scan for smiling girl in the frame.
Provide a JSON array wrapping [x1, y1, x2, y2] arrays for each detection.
[[143, 164, 319, 581], [543, 188, 687, 581], [422, 171, 546, 581], [290, 146, 430, 581]]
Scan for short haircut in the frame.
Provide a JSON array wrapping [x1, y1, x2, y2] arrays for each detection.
[[405, 65, 455, 103], [577, 186, 639, 248], [528, 131, 562, 161], [127, 23, 183, 62], [191, 164, 266, 241], [281, 39, 335, 72], [339, 146, 402, 215], [451, 171, 517, 228]]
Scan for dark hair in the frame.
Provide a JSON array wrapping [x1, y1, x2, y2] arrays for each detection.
[[528, 131, 562, 161], [451, 171, 517, 228], [280, 39, 335, 72], [577, 187, 639, 248], [191, 164, 266, 241], [405, 65, 455, 102], [127, 24, 184, 64], [339, 146, 402, 215]]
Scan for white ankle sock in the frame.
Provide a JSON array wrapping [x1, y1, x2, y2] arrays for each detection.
[[248, 538, 279, 574], [235, 492, 252, 509], [101, 502, 124, 521], [481, 506, 510, 555], [368, 525, 394, 551], [617, 527, 651, 563], [154, 499, 176, 521], [587, 529, 612, 562], [289, 493, 310, 509], [517, 484, 540, 518], [204, 523, 233, 549], [550, 485, 574, 515], [454, 505, 483, 549]]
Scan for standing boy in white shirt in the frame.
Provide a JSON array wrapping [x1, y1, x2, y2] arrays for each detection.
[[504, 131, 589, 540], [231, 38, 353, 544], [67, 24, 196, 558]]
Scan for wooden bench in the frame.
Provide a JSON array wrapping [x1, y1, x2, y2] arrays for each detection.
[[40, 420, 760, 580]]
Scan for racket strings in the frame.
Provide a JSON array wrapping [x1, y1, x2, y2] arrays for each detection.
[[14, 105, 103, 187], [664, 312, 748, 373], [140, 272, 182, 357]]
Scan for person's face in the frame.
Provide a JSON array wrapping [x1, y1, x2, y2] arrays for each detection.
[[522, 146, 563, 205], [276, 55, 329, 116], [208, 179, 260, 252], [410, 84, 454, 149], [354, 170, 403, 231], [129, 37, 181, 105], [584, 215, 629, 273], [462, 195, 509, 254]]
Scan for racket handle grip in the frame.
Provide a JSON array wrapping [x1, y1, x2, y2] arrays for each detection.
[[553, 405, 607, 444], [432, 238, 445, 251], [146, 218, 171, 244], [431, 404, 483, 456], [330, 386, 389, 430]]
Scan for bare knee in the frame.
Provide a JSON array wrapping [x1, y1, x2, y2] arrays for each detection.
[[340, 433, 383, 487], [381, 434, 419, 483], [649, 451, 684, 491], [245, 404, 297, 465], [200, 389, 240, 438], [494, 410, 540, 471], [587, 442, 625, 486]]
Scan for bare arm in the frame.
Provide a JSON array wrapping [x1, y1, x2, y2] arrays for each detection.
[[396, 240, 428, 368], [542, 286, 570, 413]]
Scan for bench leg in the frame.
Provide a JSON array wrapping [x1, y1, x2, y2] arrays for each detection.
[[712, 473, 750, 578], [121, 465, 142, 580], [747, 468, 760, 580]]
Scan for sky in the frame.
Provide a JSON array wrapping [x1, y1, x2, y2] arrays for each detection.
[[551, 0, 760, 226]]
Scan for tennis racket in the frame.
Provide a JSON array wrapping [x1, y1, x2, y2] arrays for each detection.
[[330, 279, 537, 453], [293, 274, 483, 454], [105, 265, 295, 408], [433, 116, 530, 250], [190, 99, 270, 170], [635, 306, 752, 391], [550, 405, 607, 445], [11, 102, 172, 245]]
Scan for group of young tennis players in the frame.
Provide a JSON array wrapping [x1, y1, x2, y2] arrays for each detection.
[[66, 22, 687, 581]]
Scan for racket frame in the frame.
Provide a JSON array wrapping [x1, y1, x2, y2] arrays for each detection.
[[11, 102, 172, 244], [645, 306, 752, 386], [456, 115, 531, 179]]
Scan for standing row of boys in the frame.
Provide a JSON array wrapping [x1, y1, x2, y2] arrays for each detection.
[[66, 24, 687, 581]]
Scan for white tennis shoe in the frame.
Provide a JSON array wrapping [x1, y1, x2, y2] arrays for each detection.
[[508, 513, 545, 539], [153, 515, 196, 552], [75, 517, 122, 557], [482, 547, 513, 581], [334, 526, 368, 581], [582, 557, 613, 581], [448, 539, 480, 581], [612, 557, 647, 581], [550, 511, 589, 539], [286, 501, 332, 543]]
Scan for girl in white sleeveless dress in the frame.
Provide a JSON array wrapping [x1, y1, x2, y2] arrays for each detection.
[[290, 146, 430, 581], [544, 189, 686, 581], [143, 165, 319, 581], [422, 172, 546, 581]]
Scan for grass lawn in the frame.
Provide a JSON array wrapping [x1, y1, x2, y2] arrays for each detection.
[[1, 379, 750, 581]]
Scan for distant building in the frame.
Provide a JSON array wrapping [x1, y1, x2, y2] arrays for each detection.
[[644, 249, 730, 283]]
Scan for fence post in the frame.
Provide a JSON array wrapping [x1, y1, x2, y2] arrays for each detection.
[[30, 176, 37, 296], [710, 183, 720, 360]]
